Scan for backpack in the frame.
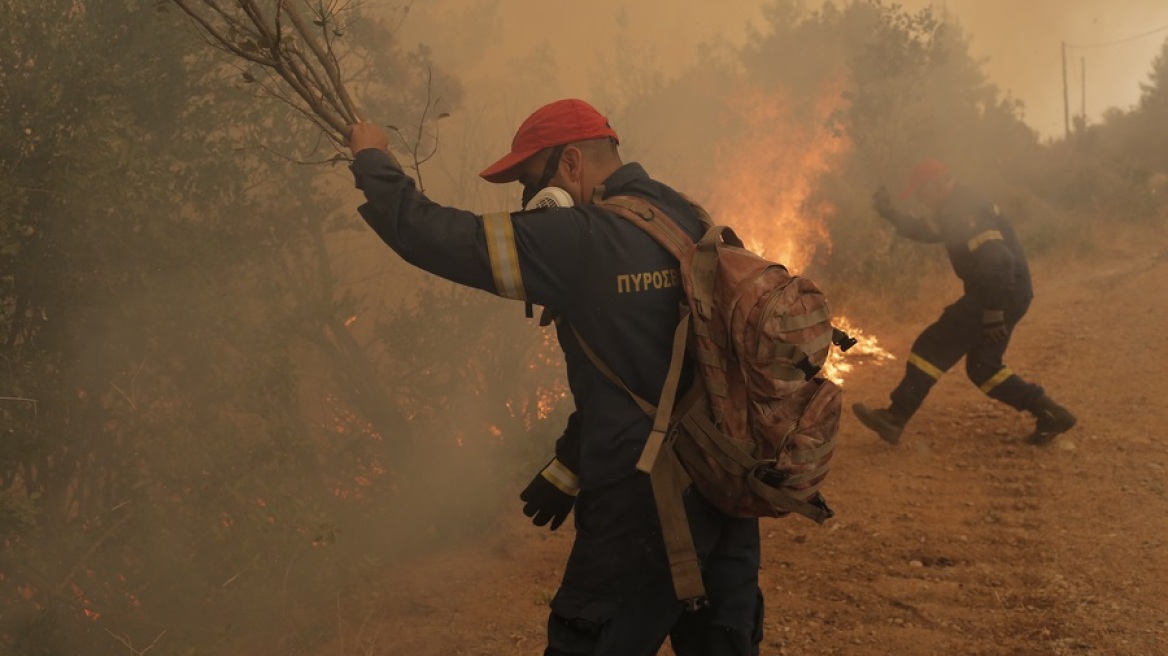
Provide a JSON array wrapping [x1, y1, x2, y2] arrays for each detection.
[[584, 194, 843, 609]]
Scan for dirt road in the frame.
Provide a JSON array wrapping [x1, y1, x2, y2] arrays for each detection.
[[348, 238, 1168, 656]]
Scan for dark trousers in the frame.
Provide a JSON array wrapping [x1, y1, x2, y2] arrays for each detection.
[[890, 293, 1044, 419], [544, 473, 763, 656]]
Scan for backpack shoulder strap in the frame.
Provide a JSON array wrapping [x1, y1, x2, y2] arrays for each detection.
[[570, 325, 657, 418], [574, 316, 709, 610], [599, 195, 695, 259]]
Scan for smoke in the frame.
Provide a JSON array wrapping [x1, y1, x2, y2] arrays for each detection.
[[394, 0, 1168, 193], [920, 0, 1168, 137]]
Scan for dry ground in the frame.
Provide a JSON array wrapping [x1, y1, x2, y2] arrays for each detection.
[[317, 231, 1168, 656]]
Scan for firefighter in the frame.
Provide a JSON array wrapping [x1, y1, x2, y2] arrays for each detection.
[[346, 99, 763, 655], [853, 158, 1077, 446]]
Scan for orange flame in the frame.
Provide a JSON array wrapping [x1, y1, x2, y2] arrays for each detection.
[[703, 84, 849, 270], [822, 316, 895, 385]]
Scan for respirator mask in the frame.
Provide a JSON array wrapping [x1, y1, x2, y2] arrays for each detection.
[[521, 144, 573, 210], [525, 186, 573, 210]]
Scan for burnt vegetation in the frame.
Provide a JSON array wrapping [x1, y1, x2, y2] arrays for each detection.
[[1, 0, 1166, 654]]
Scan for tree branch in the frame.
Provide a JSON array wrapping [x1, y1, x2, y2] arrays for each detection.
[[171, 0, 361, 144]]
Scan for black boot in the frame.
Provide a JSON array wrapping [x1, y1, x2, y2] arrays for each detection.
[[1026, 394, 1076, 446], [853, 403, 908, 445]]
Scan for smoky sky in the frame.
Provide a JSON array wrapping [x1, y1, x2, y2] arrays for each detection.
[[926, 0, 1168, 135], [403, 0, 1168, 135], [368, 0, 1168, 213]]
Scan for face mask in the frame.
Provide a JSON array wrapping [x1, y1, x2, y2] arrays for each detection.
[[524, 186, 573, 210], [521, 144, 566, 208]]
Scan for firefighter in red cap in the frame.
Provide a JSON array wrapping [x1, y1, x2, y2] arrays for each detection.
[[853, 159, 1077, 446], [347, 99, 764, 655]]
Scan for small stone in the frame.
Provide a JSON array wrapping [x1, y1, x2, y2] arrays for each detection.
[[909, 560, 924, 568]]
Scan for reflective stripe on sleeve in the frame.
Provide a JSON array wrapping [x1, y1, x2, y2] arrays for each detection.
[[482, 211, 527, 301], [541, 458, 579, 496], [979, 367, 1014, 393], [967, 229, 1004, 252], [908, 352, 945, 380]]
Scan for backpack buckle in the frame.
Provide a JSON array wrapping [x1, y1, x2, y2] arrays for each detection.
[[794, 355, 821, 381]]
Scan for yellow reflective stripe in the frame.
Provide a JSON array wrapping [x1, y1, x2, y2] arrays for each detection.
[[967, 229, 1004, 252], [908, 352, 944, 380], [979, 367, 1014, 393], [541, 458, 579, 496], [482, 212, 526, 301]]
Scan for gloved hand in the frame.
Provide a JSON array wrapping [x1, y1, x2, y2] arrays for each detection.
[[872, 186, 898, 223], [519, 457, 578, 531], [982, 309, 1008, 342]]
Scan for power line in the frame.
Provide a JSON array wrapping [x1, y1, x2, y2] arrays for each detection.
[[1059, 22, 1168, 137], [1066, 24, 1168, 50]]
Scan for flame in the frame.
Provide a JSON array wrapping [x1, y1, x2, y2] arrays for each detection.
[[703, 84, 850, 270], [700, 83, 894, 384], [535, 386, 568, 420], [822, 316, 895, 385]]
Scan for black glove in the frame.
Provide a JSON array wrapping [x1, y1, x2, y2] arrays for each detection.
[[519, 457, 578, 531], [982, 309, 1008, 342], [872, 185, 898, 223]]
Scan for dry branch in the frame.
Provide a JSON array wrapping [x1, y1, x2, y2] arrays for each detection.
[[171, 0, 364, 147]]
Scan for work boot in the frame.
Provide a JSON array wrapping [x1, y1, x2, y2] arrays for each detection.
[[1025, 395, 1077, 446], [853, 403, 907, 445]]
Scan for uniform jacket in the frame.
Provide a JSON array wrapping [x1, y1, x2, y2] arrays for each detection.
[[351, 150, 703, 489], [892, 183, 1033, 310]]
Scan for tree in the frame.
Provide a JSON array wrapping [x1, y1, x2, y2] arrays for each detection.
[[1131, 36, 1168, 173], [1139, 36, 1168, 117], [0, 1, 561, 653]]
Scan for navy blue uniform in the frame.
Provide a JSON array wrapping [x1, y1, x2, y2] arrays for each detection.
[[885, 183, 1044, 417], [351, 150, 763, 655]]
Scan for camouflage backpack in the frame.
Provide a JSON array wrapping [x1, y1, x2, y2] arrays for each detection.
[[584, 194, 842, 608]]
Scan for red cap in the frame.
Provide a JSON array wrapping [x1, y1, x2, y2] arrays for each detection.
[[900, 158, 951, 199], [479, 99, 619, 184]]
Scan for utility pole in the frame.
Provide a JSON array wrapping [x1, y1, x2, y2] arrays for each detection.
[[1061, 41, 1070, 139], [1080, 56, 1086, 130]]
